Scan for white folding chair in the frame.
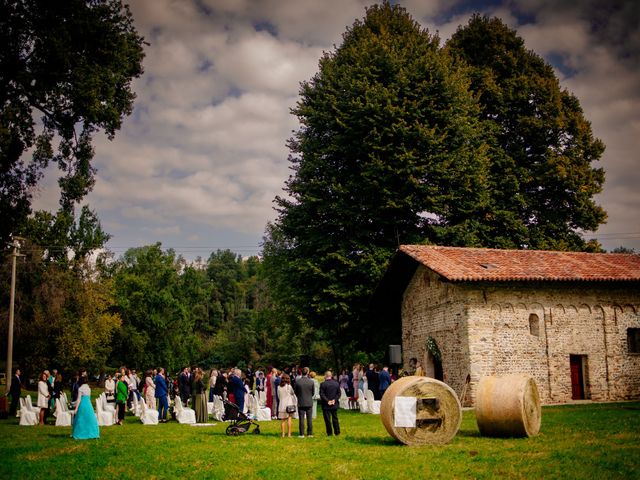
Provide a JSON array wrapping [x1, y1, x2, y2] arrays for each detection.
[[60, 392, 70, 410], [19, 398, 38, 426], [130, 394, 142, 417], [212, 395, 225, 422], [101, 394, 116, 415], [25, 395, 42, 418], [247, 394, 258, 418], [173, 397, 196, 424], [339, 387, 350, 409], [139, 398, 159, 425], [95, 398, 114, 426], [366, 389, 381, 414], [256, 405, 272, 421], [357, 389, 369, 413], [54, 399, 73, 426], [256, 389, 266, 407]]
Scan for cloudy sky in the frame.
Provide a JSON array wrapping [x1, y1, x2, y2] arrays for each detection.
[[34, 0, 640, 257]]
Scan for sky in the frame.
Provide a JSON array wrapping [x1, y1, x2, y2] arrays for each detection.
[[32, 0, 640, 258]]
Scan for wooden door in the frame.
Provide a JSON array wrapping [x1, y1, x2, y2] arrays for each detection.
[[570, 355, 584, 400]]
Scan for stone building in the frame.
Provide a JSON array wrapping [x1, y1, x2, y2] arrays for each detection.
[[376, 245, 640, 406]]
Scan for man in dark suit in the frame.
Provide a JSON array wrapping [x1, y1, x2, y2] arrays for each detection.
[[294, 367, 315, 437], [378, 365, 392, 399], [179, 367, 191, 406], [319, 371, 341, 436], [366, 363, 380, 400], [7, 369, 21, 416]]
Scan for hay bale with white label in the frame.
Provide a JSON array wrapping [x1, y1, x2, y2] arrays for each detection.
[[380, 376, 462, 445], [475, 375, 541, 438]]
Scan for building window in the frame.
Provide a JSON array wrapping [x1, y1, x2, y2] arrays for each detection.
[[627, 328, 640, 353], [529, 314, 540, 337]]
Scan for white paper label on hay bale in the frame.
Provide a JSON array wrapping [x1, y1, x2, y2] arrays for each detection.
[[394, 396, 416, 428]]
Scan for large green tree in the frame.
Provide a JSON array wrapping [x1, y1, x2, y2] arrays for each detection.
[[0, 0, 145, 248], [265, 3, 491, 362], [108, 244, 195, 372], [0, 238, 120, 378], [18, 205, 111, 265], [446, 15, 606, 250]]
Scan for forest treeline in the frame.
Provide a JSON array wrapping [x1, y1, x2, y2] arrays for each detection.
[[0, 237, 326, 379]]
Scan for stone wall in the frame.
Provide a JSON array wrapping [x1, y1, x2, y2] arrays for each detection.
[[402, 267, 470, 401], [401, 264, 640, 405]]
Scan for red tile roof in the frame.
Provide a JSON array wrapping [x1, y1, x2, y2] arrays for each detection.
[[399, 245, 640, 282]]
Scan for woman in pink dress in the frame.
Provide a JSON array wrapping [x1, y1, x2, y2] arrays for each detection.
[[352, 363, 360, 400]]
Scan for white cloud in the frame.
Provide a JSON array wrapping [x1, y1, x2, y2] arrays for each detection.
[[30, 0, 640, 255]]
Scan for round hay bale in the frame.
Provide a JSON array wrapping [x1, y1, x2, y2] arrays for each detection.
[[475, 375, 541, 438], [380, 376, 462, 445]]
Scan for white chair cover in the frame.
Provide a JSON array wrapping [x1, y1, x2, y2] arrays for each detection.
[[140, 398, 159, 425], [60, 392, 70, 411], [174, 397, 196, 424], [256, 405, 271, 421], [100, 393, 116, 414], [247, 394, 258, 417], [358, 389, 369, 413], [212, 395, 225, 422], [130, 394, 142, 417], [54, 399, 73, 426], [25, 395, 39, 415], [19, 398, 38, 426], [366, 389, 381, 414], [339, 387, 350, 409], [95, 398, 115, 426]]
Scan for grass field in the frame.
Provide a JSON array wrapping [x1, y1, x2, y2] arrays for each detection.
[[0, 400, 639, 479]]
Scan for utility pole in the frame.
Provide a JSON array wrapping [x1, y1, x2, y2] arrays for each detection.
[[5, 237, 24, 394]]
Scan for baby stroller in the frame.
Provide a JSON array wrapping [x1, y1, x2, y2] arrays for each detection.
[[223, 400, 260, 435]]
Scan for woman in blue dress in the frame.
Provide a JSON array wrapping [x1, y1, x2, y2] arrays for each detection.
[[72, 377, 100, 440]]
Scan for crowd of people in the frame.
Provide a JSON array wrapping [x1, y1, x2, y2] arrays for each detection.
[[3, 368, 101, 439], [5, 361, 398, 439]]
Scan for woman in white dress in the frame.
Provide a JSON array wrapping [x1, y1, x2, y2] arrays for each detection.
[[144, 370, 155, 409], [277, 374, 296, 437], [37, 372, 50, 425], [352, 364, 360, 400], [208, 369, 218, 403]]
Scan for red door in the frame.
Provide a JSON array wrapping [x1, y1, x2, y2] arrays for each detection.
[[570, 355, 584, 400]]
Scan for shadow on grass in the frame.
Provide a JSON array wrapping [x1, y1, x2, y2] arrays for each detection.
[[457, 428, 482, 438], [345, 435, 400, 446], [619, 405, 640, 411]]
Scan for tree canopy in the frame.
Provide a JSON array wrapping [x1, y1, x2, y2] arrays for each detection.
[[263, 4, 607, 362], [0, 0, 145, 248], [266, 2, 492, 362], [446, 15, 606, 250]]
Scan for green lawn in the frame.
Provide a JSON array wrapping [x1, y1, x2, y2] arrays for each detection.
[[0, 401, 638, 479]]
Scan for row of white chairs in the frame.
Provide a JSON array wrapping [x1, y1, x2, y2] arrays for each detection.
[[19, 392, 264, 426], [338, 387, 380, 414]]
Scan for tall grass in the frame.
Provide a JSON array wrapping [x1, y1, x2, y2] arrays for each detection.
[[0, 402, 638, 479]]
